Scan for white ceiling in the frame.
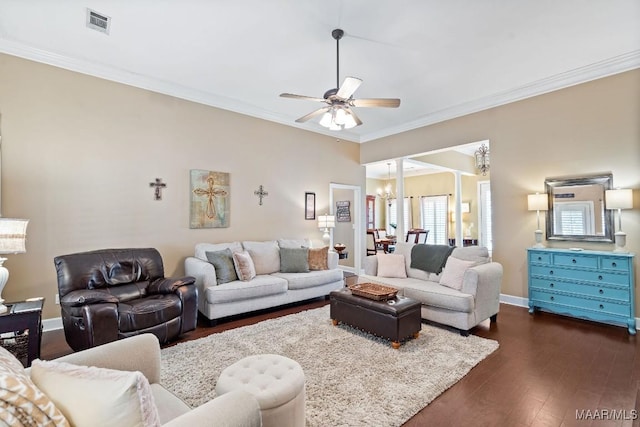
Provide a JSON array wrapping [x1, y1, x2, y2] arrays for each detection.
[[0, 1, 638, 144]]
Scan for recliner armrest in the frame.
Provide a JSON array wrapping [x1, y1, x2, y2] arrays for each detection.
[[162, 390, 261, 427], [60, 289, 119, 307], [148, 276, 196, 294]]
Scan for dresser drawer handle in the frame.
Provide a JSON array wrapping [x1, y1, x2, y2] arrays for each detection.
[[612, 262, 617, 268], [572, 259, 576, 264], [549, 270, 554, 275], [549, 283, 554, 288], [537, 256, 542, 261], [598, 275, 603, 280], [599, 304, 604, 310], [550, 296, 554, 301], [599, 289, 604, 294]]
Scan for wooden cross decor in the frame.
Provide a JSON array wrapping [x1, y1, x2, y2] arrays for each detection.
[[149, 178, 166, 200], [254, 185, 268, 206]]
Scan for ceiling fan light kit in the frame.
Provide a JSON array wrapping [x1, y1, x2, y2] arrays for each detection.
[[280, 28, 400, 131]]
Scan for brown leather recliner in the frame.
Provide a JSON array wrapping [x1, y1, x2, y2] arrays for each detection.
[[54, 248, 198, 352]]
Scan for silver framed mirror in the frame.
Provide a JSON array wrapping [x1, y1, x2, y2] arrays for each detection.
[[545, 173, 614, 242]]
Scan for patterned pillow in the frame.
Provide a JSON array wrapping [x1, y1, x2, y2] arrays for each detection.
[[30, 359, 160, 427], [206, 248, 238, 284], [232, 251, 257, 281], [0, 346, 69, 427], [308, 247, 329, 270]]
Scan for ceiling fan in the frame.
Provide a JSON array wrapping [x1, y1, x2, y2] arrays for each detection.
[[280, 29, 401, 131]]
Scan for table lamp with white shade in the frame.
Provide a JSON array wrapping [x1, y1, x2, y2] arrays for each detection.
[[0, 218, 29, 313], [605, 188, 633, 253], [317, 214, 335, 245], [527, 193, 548, 248]]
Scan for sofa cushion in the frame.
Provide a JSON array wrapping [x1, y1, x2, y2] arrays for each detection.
[[204, 275, 288, 304], [403, 282, 475, 313], [117, 294, 183, 332], [451, 246, 490, 263], [232, 251, 257, 281], [277, 238, 311, 249], [439, 257, 476, 291], [280, 247, 310, 273], [242, 241, 280, 275], [376, 254, 407, 278], [195, 242, 243, 261], [308, 247, 329, 270], [31, 359, 160, 427], [0, 346, 69, 427], [206, 249, 239, 285], [272, 268, 344, 290]]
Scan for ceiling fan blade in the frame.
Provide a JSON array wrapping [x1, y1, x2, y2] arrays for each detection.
[[280, 93, 326, 103], [335, 77, 362, 99], [348, 108, 363, 127], [351, 98, 401, 108], [295, 107, 329, 123]]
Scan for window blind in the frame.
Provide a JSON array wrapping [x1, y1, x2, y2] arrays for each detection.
[[419, 195, 448, 245]]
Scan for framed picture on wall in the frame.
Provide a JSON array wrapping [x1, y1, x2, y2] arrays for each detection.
[[336, 200, 351, 222], [305, 192, 316, 220]]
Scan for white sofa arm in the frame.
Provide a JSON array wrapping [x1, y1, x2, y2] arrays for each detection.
[[185, 256, 217, 293], [328, 251, 339, 270], [462, 262, 502, 320], [363, 255, 378, 276], [163, 390, 261, 427], [45, 333, 161, 384]]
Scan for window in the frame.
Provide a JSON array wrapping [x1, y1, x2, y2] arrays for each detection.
[[478, 181, 492, 251], [386, 198, 412, 233], [553, 201, 595, 235], [419, 195, 448, 245]]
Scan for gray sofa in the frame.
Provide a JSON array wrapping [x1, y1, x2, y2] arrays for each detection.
[[185, 239, 344, 324], [359, 242, 503, 335]]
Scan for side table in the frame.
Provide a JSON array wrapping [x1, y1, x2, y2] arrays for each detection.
[[0, 298, 44, 367]]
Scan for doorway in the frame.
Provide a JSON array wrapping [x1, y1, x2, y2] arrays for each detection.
[[329, 183, 362, 274]]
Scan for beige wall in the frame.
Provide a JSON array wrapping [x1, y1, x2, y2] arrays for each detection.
[[361, 69, 640, 311], [0, 54, 364, 319]]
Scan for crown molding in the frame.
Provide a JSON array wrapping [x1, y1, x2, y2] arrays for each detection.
[[360, 50, 640, 143], [1, 38, 637, 145]]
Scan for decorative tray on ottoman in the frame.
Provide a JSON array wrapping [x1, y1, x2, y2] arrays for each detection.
[[349, 283, 398, 301]]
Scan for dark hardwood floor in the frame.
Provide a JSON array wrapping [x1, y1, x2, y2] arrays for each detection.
[[41, 302, 640, 427]]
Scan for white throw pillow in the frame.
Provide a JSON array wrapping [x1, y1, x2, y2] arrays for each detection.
[[242, 241, 281, 275], [277, 238, 311, 249], [376, 254, 407, 278], [439, 257, 476, 291], [232, 250, 257, 281], [30, 359, 161, 427]]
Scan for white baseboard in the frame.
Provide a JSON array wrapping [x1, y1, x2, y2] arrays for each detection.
[[42, 317, 63, 332]]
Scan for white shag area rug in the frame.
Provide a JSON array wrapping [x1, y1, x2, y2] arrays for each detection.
[[160, 306, 498, 427]]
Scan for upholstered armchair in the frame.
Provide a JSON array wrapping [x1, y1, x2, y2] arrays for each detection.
[[54, 248, 198, 352]]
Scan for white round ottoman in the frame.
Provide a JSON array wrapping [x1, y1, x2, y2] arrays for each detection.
[[215, 354, 306, 427]]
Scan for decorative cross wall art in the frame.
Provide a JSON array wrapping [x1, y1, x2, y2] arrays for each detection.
[[190, 170, 230, 229], [254, 185, 268, 206], [149, 178, 166, 200]]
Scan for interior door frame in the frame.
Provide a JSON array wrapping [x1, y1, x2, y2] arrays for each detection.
[[329, 183, 362, 274]]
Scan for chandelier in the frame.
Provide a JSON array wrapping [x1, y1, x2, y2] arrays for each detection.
[[474, 143, 490, 176], [377, 163, 395, 203], [319, 105, 358, 130]]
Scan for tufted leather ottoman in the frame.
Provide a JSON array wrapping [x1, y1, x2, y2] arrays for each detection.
[[215, 354, 305, 427]]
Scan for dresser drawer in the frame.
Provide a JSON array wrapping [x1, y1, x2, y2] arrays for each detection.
[[529, 278, 630, 301], [530, 290, 629, 317], [600, 257, 630, 272], [529, 251, 551, 265], [529, 265, 630, 286], [553, 254, 598, 268]]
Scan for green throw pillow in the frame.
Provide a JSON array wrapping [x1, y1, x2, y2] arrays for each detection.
[[206, 249, 238, 285], [279, 247, 310, 273]]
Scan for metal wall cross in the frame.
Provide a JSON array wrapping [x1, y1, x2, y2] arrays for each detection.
[[254, 185, 268, 205], [149, 178, 166, 200]]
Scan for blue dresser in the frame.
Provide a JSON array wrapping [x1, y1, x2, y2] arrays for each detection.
[[528, 248, 636, 334]]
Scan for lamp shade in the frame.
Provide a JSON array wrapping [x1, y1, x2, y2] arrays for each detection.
[[527, 193, 548, 211], [317, 215, 335, 229], [0, 218, 29, 254], [605, 189, 633, 210]]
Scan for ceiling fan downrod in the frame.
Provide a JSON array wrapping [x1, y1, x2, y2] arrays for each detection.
[[332, 29, 344, 91]]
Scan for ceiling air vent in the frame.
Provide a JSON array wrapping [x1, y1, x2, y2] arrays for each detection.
[[86, 9, 110, 34]]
